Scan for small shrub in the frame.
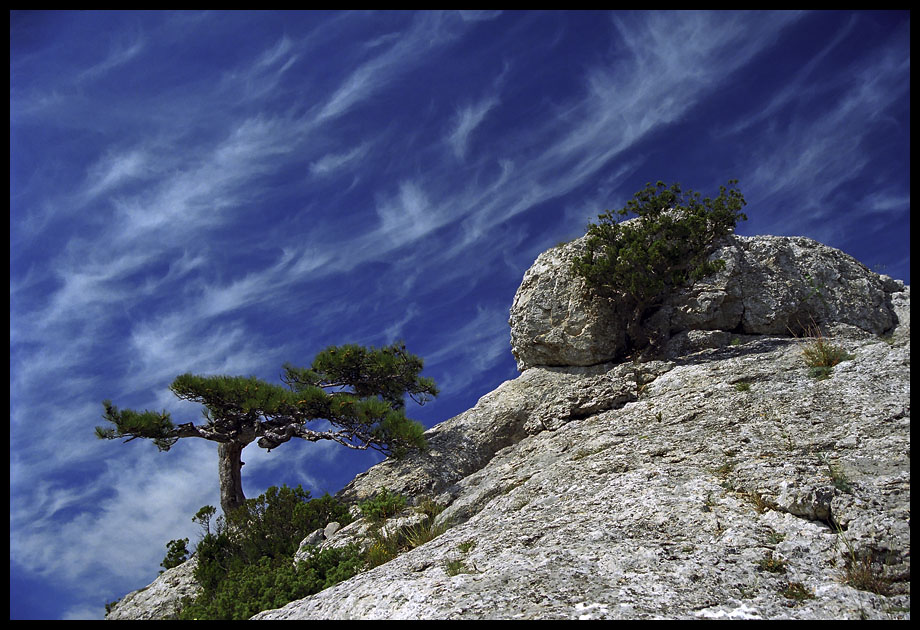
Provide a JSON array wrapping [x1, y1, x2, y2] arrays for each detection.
[[159, 538, 189, 574], [365, 535, 402, 569], [359, 488, 407, 522], [457, 540, 476, 554], [394, 517, 450, 553], [734, 381, 751, 392], [572, 179, 747, 352], [758, 551, 787, 574], [781, 581, 815, 601], [818, 454, 853, 493], [714, 461, 735, 477], [766, 530, 786, 545], [745, 491, 771, 514], [836, 525, 893, 595], [193, 505, 218, 537], [802, 334, 853, 380], [414, 496, 446, 520], [365, 516, 451, 569], [843, 556, 893, 595], [444, 558, 478, 576]]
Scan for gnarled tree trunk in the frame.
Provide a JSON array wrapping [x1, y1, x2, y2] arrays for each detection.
[[217, 441, 246, 515]]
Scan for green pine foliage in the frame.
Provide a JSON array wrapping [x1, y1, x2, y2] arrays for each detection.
[[97, 341, 436, 458], [170, 373, 305, 420], [358, 488, 407, 523], [178, 485, 360, 620], [96, 341, 438, 515], [96, 401, 176, 451], [159, 538, 189, 574], [573, 180, 747, 350], [286, 343, 438, 410]]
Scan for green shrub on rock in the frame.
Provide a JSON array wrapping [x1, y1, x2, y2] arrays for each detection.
[[179, 545, 364, 620], [358, 487, 407, 522], [573, 180, 747, 352], [177, 484, 356, 620], [159, 538, 189, 574]]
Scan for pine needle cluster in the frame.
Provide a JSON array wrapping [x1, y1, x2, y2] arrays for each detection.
[[573, 180, 747, 351]]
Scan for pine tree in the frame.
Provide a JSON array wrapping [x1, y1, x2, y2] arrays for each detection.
[[96, 342, 438, 515], [573, 180, 747, 352]]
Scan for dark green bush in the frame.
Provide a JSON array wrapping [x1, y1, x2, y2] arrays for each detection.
[[179, 545, 364, 620], [358, 487, 407, 522], [573, 180, 747, 350], [159, 538, 189, 574], [178, 484, 356, 619]]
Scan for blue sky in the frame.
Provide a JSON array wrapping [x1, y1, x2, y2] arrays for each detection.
[[9, 10, 910, 620]]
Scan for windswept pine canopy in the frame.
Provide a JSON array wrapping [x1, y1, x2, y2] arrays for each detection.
[[96, 342, 438, 513]]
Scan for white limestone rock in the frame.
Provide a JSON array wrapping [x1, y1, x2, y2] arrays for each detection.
[[110, 234, 910, 621], [509, 234, 902, 370], [255, 281, 909, 620], [104, 554, 200, 620]]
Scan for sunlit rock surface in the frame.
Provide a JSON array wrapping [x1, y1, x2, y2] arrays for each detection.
[[254, 237, 909, 620], [108, 234, 909, 620]]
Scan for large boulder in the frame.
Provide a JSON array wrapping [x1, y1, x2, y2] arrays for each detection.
[[509, 234, 902, 371], [508, 237, 628, 371]]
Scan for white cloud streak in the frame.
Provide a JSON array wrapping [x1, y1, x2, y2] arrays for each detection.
[[736, 24, 910, 237], [310, 143, 372, 176], [76, 33, 146, 82], [447, 96, 499, 160], [315, 12, 465, 123]]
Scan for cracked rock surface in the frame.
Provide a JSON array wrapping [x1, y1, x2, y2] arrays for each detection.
[[105, 554, 200, 620], [110, 233, 910, 621], [257, 295, 909, 619], [509, 233, 901, 370]]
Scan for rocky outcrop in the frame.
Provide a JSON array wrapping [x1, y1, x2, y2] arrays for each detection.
[[254, 234, 909, 620], [111, 233, 910, 620], [105, 554, 200, 620], [509, 234, 900, 371], [257, 316, 910, 619], [336, 361, 644, 508]]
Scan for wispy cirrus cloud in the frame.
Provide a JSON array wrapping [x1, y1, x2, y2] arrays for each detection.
[[447, 96, 500, 160], [82, 148, 151, 201], [220, 35, 300, 102], [76, 32, 146, 82], [310, 142, 372, 176], [314, 12, 468, 123], [737, 25, 910, 238]]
